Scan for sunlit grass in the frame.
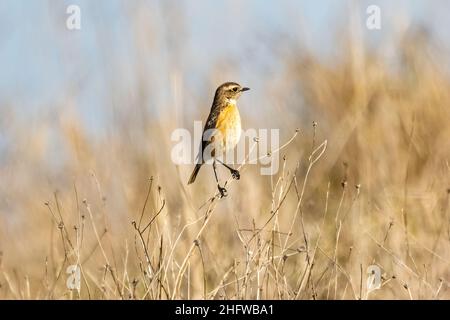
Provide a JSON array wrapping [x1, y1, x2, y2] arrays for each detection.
[[0, 21, 449, 300]]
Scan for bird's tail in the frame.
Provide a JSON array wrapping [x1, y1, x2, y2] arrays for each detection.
[[188, 163, 202, 185]]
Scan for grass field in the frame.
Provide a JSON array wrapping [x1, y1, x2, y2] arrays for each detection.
[[0, 4, 449, 300]]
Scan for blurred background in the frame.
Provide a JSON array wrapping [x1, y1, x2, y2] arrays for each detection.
[[0, 0, 449, 299]]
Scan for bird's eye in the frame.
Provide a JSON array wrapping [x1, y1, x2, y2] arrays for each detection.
[[232, 87, 238, 92]]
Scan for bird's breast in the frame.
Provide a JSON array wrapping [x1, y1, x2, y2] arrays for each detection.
[[215, 104, 241, 151]]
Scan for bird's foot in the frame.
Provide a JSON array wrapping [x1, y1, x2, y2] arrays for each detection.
[[218, 185, 228, 198], [231, 169, 240, 180]]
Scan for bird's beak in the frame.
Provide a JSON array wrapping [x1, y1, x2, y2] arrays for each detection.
[[240, 87, 250, 92]]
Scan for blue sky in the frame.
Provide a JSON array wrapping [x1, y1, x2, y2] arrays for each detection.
[[0, 0, 449, 134]]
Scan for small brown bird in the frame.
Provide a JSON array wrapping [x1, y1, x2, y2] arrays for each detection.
[[188, 82, 250, 197]]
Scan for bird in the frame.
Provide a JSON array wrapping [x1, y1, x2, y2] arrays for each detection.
[[188, 82, 250, 197]]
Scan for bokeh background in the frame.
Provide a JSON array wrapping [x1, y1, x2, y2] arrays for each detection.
[[0, 0, 449, 299]]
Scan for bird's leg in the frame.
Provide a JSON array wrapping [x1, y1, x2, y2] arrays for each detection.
[[216, 159, 240, 180], [213, 160, 227, 198]]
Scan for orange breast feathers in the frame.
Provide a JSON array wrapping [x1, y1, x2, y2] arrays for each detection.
[[215, 104, 242, 150]]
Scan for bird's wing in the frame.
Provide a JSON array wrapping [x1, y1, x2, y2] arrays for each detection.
[[197, 105, 221, 163]]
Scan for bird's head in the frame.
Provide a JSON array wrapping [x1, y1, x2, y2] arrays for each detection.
[[215, 82, 250, 104]]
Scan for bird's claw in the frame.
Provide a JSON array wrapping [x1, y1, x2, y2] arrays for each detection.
[[218, 186, 228, 198], [231, 169, 240, 180]]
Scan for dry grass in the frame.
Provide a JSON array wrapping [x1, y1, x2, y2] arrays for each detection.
[[0, 10, 450, 300]]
